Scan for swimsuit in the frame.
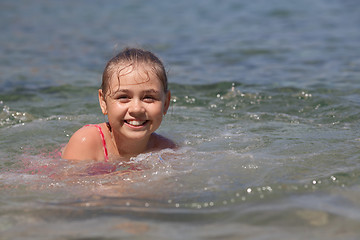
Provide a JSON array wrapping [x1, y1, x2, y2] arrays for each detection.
[[84, 124, 109, 161]]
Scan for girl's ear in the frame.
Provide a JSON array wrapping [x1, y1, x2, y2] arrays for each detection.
[[98, 89, 108, 115], [163, 91, 171, 115]]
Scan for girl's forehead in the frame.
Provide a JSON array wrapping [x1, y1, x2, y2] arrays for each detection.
[[109, 66, 161, 89]]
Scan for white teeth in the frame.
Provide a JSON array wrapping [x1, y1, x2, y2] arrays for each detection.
[[127, 120, 146, 126]]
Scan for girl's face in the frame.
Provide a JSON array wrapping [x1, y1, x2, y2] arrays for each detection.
[[99, 66, 170, 142]]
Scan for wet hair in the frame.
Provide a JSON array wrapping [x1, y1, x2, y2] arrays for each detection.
[[101, 48, 168, 96]]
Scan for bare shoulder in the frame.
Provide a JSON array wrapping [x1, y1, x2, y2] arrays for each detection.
[[151, 133, 177, 150], [62, 125, 104, 161]]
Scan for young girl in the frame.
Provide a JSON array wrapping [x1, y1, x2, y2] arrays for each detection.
[[62, 48, 176, 161]]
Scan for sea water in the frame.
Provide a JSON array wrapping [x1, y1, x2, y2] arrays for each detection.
[[1, 0, 360, 239]]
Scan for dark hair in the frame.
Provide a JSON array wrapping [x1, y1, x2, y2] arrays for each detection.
[[101, 48, 168, 96]]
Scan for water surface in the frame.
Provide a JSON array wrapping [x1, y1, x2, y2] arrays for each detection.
[[1, 0, 360, 239]]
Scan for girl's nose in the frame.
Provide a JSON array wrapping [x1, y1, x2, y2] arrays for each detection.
[[129, 99, 145, 115]]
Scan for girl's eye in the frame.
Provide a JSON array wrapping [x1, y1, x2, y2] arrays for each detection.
[[143, 95, 157, 103], [117, 95, 130, 102]]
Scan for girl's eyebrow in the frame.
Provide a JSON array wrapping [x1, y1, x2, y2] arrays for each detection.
[[113, 89, 161, 94], [143, 89, 161, 94], [114, 89, 130, 93], [111, 89, 130, 96]]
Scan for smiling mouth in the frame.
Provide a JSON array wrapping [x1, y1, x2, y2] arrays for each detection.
[[124, 120, 148, 126]]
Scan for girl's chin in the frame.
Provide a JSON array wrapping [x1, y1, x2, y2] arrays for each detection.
[[119, 130, 152, 140]]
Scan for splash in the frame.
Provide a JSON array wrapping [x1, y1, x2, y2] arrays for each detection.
[[0, 101, 34, 127]]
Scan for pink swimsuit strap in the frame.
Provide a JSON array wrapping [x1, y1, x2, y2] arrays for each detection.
[[84, 124, 109, 161]]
